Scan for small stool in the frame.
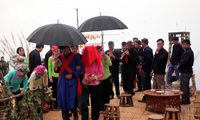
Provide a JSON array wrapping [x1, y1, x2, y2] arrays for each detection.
[[103, 104, 120, 120], [164, 108, 180, 120], [148, 115, 164, 120], [119, 94, 133, 107], [51, 98, 56, 109]]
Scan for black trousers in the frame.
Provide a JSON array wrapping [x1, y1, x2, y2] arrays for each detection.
[[52, 77, 58, 107], [62, 105, 78, 120], [121, 66, 124, 86], [123, 70, 136, 95], [110, 71, 120, 96], [142, 72, 152, 100], [137, 70, 144, 90], [13, 89, 23, 102], [99, 77, 110, 111], [81, 83, 101, 120], [180, 73, 192, 102]]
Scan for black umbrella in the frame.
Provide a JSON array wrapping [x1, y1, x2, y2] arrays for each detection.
[[78, 16, 128, 47], [27, 23, 87, 46], [78, 16, 128, 32]]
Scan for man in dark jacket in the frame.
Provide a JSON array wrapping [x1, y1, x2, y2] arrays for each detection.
[[138, 38, 153, 102], [134, 40, 144, 92], [105, 41, 121, 99], [177, 39, 194, 104], [119, 41, 127, 87], [121, 41, 138, 95], [44, 45, 53, 71], [150, 39, 168, 89], [28, 44, 44, 78], [44, 46, 53, 86], [167, 37, 184, 85], [0, 56, 9, 76]]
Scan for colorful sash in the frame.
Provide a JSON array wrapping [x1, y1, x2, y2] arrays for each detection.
[[59, 53, 75, 76]]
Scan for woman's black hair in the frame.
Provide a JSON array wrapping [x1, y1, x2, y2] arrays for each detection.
[[16, 47, 26, 57]]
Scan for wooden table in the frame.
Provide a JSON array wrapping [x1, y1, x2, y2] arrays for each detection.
[[143, 89, 183, 112]]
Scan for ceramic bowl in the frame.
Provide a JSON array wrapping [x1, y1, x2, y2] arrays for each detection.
[[150, 89, 155, 92], [172, 90, 179, 94]]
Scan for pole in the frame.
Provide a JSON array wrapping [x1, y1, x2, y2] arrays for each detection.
[[75, 8, 79, 28], [100, 12, 104, 48], [101, 31, 104, 48]]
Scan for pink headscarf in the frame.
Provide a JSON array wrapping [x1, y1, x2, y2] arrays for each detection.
[[51, 46, 60, 63], [34, 65, 46, 74]]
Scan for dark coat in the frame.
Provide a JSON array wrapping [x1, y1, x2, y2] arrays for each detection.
[[170, 43, 184, 65], [28, 49, 41, 76], [142, 46, 153, 73], [151, 48, 168, 75], [122, 47, 139, 79], [105, 49, 120, 72], [44, 50, 52, 71], [135, 47, 143, 66], [120, 49, 126, 74], [178, 48, 194, 73]]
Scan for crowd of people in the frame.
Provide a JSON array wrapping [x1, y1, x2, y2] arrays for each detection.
[[0, 36, 194, 120]]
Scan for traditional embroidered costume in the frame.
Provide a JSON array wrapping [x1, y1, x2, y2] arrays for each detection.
[[55, 47, 83, 120], [81, 46, 104, 120], [29, 65, 48, 90]]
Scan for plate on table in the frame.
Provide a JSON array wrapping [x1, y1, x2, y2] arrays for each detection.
[[156, 91, 162, 94]]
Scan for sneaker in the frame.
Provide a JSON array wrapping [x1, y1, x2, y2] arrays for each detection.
[[110, 95, 114, 100], [121, 91, 127, 94], [138, 99, 146, 103], [117, 95, 121, 99]]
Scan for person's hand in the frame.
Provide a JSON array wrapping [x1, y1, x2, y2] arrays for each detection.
[[50, 78, 53, 83], [20, 88, 24, 93], [156, 47, 161, 53], [125, 51, 130, 56], [109, 54, 115, 58], [8, 91, 13, 96], [150, 70, 154, 77], [87, 76, 96, 82], [121, 52, 125, 57], [110, 78, 112, 83], [54, 58, 62, 67], [16, 56, 19, 60], [65, 74, 72, 79], [106, 52, 110, 55], [168, 62, 171, 67], [103, 53, 107, 59], [76, 65, 81, 70], [137, 66, 142, 69], [119, 62, 123, 66], [177, 65, 179, 70]]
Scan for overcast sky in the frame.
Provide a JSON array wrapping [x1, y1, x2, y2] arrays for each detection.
[[0, 0, 200, 89]]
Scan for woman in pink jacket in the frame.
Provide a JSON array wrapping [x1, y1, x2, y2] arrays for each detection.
[[81, 46, 104, 120]]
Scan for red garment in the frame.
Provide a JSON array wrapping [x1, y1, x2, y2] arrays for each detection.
[[59, 53, 82, 94], [133, 77, 139, 85], [125, 49, 129, 63], [109, 50, 113, 60], [81, 46, 102, 68], [96, 45, 103, 51], [43, 102, 50, 113], [77, 78, 82, 94]]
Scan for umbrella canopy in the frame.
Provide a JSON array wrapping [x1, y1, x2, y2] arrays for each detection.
[[78, 16, 128, 32], [27, 24, 87, 46]]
